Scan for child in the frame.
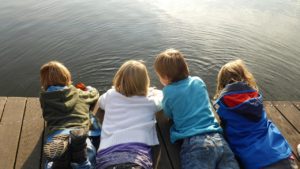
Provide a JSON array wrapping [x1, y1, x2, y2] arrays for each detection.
[[40, 61, 100, 169], [93, 60, 162, 169], [154, 49, 239, 169], [214, 59, 298, 169]]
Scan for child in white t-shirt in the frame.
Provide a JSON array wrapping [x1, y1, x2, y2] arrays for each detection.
[[93, 60, 162, 169]]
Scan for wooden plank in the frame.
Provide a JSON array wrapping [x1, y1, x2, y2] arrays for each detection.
[[0, 97, 26, 169], [156, 111, 181, 169], [264, 102, 300, 166], [272, 101, 300, 133], [292, 101, 300, 111], [0, 97, 7, 121], [152, 124, 173, 169], [15, 98, 44, 169]]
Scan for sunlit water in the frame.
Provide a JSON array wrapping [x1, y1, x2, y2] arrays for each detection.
[[0, 0, 299, 100]]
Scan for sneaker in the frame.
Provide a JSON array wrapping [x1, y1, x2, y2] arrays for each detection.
[[69, 129, 88, 163], [43, 134, 69, 161]]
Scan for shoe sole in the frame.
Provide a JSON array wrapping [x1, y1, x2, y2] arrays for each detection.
[[44, 134, 69, 161]]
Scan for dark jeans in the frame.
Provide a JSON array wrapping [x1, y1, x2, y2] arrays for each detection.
[[180, 133, 240, 169], [105, 163, 144, 169]]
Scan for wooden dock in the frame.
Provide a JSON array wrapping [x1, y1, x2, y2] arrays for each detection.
[[0, 97, 299, 169]]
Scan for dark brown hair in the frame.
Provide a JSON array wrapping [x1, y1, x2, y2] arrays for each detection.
[[154, 49, 189, 83]]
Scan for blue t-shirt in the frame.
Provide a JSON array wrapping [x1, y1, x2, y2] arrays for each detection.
[[162, 76, 222, 143]]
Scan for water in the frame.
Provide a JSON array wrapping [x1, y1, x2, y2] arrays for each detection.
[[0, 0, 299, 100]]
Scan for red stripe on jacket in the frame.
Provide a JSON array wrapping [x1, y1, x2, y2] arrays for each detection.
[[223, 91, 259, 107]]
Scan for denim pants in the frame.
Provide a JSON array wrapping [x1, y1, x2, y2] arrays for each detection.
[[180, 132, 240, 169], [45, 129, 97, 169]]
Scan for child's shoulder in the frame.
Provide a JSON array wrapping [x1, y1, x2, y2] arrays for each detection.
[[190, 76, 204, 83]]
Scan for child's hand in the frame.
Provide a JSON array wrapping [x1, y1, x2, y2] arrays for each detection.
[[149, 87, 163, 98]]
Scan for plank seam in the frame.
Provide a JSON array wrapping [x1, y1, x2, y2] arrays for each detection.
[[156, 123, 175, 169], [271, 101, 300, 134], [292, 102, 300, 111], [13, 98, 27, 169], [0, 97, 7, 122]]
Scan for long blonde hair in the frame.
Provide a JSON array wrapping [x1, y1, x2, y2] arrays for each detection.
[[113, 60, 150, 97], [40, 61, 72, 90], [214, 59, 258, 99]]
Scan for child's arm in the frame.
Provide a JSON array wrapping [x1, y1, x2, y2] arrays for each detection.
[[76, 84, 100, 106], [92, 101, 105, 124]]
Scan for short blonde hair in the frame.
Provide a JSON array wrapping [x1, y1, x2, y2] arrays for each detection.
[[154, 49, 189, 83], [40, 61, 72, 90], [113, 60, 150, 97], [214, 59, 258, 99]]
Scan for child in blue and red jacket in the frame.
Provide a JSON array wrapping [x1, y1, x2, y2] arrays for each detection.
[[214, 59, 298, 169]]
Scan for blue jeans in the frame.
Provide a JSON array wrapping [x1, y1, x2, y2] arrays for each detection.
[[180, 133, 240, 169], [45, 129, 97, 169]]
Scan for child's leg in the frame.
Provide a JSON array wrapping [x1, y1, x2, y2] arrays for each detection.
[[215, 134, 240, 169], [263, 156, 298, 169], [180, 133, 218, 169], [180, 133, 239, 169], [70, 129, 97, 169]]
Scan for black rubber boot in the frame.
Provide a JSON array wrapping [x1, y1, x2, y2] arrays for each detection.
[[69, 129, 88, 163], [51, 149, 72, 169]]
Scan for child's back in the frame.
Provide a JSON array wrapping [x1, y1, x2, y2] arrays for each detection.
[[95, 60, 162, 169], [98, 88, 160, 150], [39, 61, 99, 169], [162, 76, 220, 143], [40, 85, 99, 133], [154, 49, 239, 169]]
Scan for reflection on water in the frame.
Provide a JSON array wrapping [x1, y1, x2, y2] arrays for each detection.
[[0, 0, 299, 100]]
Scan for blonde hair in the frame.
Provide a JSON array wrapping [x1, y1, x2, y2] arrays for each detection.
[[214, 59, 258, 99], [113, 60, 150, 97], [154, 49, 189, 83], [40, 61, 72, 90]]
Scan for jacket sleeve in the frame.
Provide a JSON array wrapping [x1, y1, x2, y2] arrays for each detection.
[[79, 87, 100, 105]]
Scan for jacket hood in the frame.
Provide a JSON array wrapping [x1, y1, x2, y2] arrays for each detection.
[[40, 85, 78, 113], [216, 82, 263, 122]]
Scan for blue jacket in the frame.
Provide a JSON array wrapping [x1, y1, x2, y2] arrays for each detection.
[[215, 82, 292, 169], [162, 76, 221, 143]]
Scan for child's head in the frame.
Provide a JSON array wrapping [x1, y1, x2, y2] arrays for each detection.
[[40, 61, 72, 90], [214, 59, 258, 98], [154, 49, 189, 85], [113, 60, 150, 97]]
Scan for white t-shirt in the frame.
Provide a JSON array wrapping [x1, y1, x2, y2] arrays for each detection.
[[98, 88, 162, 150]]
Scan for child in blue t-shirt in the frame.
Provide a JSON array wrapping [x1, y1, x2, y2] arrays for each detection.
[[154, 49, 239, 169]]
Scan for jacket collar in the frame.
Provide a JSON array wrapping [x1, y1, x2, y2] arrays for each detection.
[[218, 82, 256, 99]]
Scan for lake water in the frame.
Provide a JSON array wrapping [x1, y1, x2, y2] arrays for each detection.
[[0, 0, 299, 100]]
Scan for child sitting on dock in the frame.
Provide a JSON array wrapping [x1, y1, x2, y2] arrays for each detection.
[[94, 60, 162, 169], [154, 49, 239, 169], [40, 61, 100, 169], [214, 59, 298, 169]]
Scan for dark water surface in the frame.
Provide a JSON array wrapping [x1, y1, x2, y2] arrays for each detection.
[[0, 0, 299, 100]]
